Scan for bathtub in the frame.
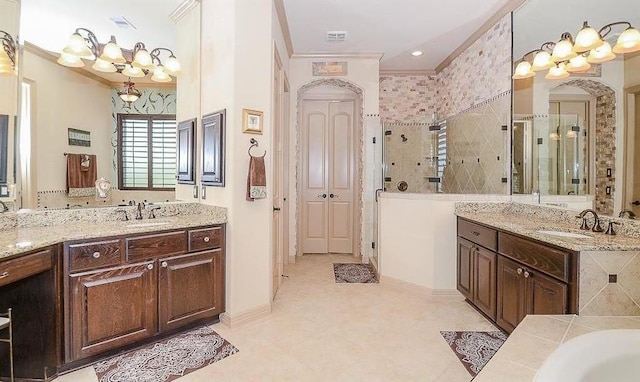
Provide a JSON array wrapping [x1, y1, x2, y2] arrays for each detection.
[[534, 329, 640, 382]]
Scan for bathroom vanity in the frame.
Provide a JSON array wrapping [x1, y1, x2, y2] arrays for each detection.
[[0, 203, 226, 379]]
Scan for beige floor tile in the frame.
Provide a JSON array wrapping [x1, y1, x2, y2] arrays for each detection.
[[494, 330, 559, 370], [517, 315, 570, 343], [52, 254, 496, 382], [473, 357, 537, 382]]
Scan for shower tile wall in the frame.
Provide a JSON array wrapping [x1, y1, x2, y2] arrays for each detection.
[[379, 75, 436, 123], [442, 94, 510, 194]]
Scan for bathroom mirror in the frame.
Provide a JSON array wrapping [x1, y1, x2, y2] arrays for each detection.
[[512, 0, 640, 217], [11, 0, 182, 210]]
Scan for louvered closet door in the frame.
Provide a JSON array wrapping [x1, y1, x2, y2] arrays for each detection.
[[301, 100, 354, 254]]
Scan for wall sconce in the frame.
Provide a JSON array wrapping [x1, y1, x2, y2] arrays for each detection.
[[57, 28, 182, 101], [0, 31, 17, 76], [513, 21, 640, 80]]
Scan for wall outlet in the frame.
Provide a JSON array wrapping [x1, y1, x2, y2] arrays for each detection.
[[201, 186, 207, 200], [193, 185, 198, 198], [607, 168, 612, 177], [606, 186, 611, 195]]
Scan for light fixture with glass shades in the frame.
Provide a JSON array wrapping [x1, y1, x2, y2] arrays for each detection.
[[0, 30, 17, 76], [513, 20, 640, 80], [117, 79, 143, 103], [57, 27, 181, 102]]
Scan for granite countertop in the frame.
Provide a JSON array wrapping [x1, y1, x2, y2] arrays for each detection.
[[0, 204, 227, 261], [455, 203, 640, 252]]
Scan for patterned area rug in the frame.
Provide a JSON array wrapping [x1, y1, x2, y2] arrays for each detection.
[[333, 263, 378, 283], [94, 325, 239, 382], [441, 331, 507, 377]]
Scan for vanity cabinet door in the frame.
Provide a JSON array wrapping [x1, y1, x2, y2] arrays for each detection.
[[68, 261, 157, 362], [497, 255, 526, 333], [474, 247, 496, 320], [456, 238, 474, 300], [158, 249, 224, 332], [526, 270, 567, 316]]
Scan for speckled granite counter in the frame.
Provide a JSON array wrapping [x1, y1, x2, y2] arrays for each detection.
[[475, 314, 640, 382], [0, 202, 227, 261], [455, 202, 640, 251]]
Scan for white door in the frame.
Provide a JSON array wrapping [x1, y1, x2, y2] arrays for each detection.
[[301, 99, 355, 254]]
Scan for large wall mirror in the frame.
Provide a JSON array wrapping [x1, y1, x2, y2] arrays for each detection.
[[6, 0, 184, 211], [512, 0, 640, 217]]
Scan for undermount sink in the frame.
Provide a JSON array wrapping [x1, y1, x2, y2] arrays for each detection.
[[127, 221, 171, 228], [536, 230, 592, 239]]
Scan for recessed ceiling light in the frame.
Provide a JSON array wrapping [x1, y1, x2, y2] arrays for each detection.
[[411, 51, 423, 57]]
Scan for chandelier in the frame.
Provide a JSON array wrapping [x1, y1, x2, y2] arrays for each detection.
[[57, 27, 181, 102], [0, 30, 17, 75], [513, 21, 640, 80]]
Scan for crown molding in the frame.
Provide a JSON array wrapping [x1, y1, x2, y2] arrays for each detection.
[[435, 0, 526, 73], [169, 0, 201, 23], [379, 69, 436, 77], [274, 0, 294, 58], [292, 52, 384, 60]]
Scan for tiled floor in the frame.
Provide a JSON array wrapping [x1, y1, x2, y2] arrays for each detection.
[[55, 254, 497, 382]]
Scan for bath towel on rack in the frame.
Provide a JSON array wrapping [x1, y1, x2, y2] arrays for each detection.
[[246, 153, 267, 201], [67, 153, 97, 197]]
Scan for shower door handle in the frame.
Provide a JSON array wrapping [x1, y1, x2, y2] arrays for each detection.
[[375, 188, 383, 202]]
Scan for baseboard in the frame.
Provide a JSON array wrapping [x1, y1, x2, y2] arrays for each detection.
[[379, 275, 463, 301], [368, 256, 379, 277], [220, 303, 272, 328], [288, 255, 296, 264]]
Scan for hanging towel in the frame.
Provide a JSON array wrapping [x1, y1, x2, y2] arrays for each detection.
[[67, 154, 97, 197], [246, 154, 267, 201]]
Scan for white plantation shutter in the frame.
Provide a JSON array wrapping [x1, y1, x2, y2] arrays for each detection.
[[119, 114, 176, 189]]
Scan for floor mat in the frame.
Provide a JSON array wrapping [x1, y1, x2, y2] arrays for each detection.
[[94, 325, 239, 382], [333, 263, 378, 283], [440, 330, 507, 377]]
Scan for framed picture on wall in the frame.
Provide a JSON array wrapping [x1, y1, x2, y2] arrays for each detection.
[[202, 109, 226, 187], [177, 118, 196, 184], [242, 109, 263, 134]]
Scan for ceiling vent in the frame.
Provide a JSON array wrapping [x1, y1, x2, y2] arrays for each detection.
[[326, 31, 347, 43], [109, 16, 137, 30]]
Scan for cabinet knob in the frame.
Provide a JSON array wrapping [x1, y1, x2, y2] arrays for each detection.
[[524, 271, 531, 278], [517, 268, 523, 275], [0, 271, 9, 279], [203, 236, 210, 243], [147, 264, 153, 270], [92, 251, 101, 259], [162, 261, 168, 268]]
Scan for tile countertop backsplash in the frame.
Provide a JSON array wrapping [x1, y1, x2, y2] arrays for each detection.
[[455, 202, 640, 251], [0, 202, 227, 260]]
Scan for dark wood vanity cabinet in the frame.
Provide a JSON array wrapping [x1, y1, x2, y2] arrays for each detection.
[[456, 220, 498, 320], [64, 224, 225, 363], [457, 218, 577, 333]]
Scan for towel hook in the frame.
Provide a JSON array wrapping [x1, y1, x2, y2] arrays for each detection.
[[248, 138, 266, 157]]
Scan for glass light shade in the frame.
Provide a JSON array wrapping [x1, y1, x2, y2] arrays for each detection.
[[551, 39, 577, 62], [566, 55, 591, 72], [119, 93, 140, 103], [0, 50, 11, 64], [57, 52, 85, 68], [512, 61, 535, 79], [132, 48, 155, 70], [0, 62, 13, 75], [549, 132, 561, 141], [151, 65, 172, 82], [164, 55, 181, 74], [62, 32, 93, 58], [566, 130, 578, 138], [612, 27, 640, 54], [573, 23, 603, 53], [91, 58, 117, 73], [587, 41, 616, 63], [545, 63, 570, 80], [121, 64, 146, 78], [531, 51, 554, 71], [118, 81, 142, 103], [99, 41, 126, 64]]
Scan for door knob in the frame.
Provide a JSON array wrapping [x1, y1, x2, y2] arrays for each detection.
[[147, 264, 153, 270], [329, 193, 338, 198], [318, 194, 327, 199], [632, 200, 640, 206], [523, 270, 531, 278], [517, 268, 523, 275], [273, 207, 281, 211], [161, 261, 168, 268]]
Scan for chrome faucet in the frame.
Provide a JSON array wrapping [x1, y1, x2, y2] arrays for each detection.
[[576, 209, 603, 232], [619, 210, 636, 219], [0, 200, 8, 212], [135, 202, 145, 220]]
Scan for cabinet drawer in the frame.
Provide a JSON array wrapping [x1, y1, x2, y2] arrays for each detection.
[[458, 219, 497, 251], [498, 232, 569, 282], [0, 249, 53, 287], [68, 239, 122, 272], [188, 227, 222, 252], [126, 231, 186, 262]]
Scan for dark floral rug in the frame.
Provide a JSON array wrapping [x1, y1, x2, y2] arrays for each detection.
[[440, 331, 507, 376], [333, 263, 378, 283], [94, 325, 238, 382]]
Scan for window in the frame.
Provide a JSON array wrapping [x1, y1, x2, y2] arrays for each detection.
[[117, 114, 176, 190]]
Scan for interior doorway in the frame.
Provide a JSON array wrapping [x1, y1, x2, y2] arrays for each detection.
[[297, 82, 362, 257]]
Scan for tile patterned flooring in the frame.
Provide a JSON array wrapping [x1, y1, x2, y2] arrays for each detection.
[[55, 254, 497, 382]]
